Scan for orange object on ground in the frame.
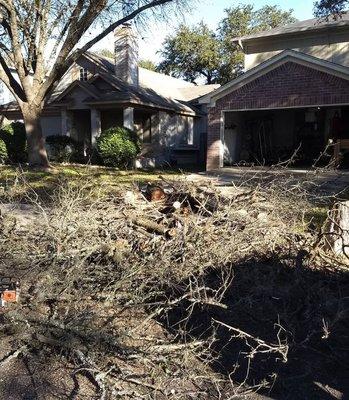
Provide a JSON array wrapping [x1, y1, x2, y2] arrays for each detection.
[[2, 290, 17, 302]]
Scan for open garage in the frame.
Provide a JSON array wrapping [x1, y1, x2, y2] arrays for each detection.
[[223, 106, 349, 167]]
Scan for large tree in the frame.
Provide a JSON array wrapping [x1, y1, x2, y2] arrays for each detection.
[[158, 22, 221, 84], [0, 0, 187, 168], [94, 48, 114, 59], [139, 59, 157, 71], [95, 50, 158, 71], [314, 0, 348, 19], [158, 5, 297, 84], [219, 5, 297, 82]]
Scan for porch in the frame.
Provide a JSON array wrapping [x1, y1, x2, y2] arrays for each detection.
[[61, 106, 154, 147], [58, 105, 202, 167]]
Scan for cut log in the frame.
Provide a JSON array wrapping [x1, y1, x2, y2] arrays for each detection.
[[128, 215, 168, 236], [323, 201, 349, 256], [145, 184, 167, 202]]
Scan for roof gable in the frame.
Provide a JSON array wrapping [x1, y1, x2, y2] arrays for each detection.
[[212, 59, 349, 110], [200, 50, 349, 106], [52, 80, 100, 103]]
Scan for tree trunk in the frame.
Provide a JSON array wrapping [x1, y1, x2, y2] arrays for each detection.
[[22, 106, 50, 168], [324, 201, 349, 257]]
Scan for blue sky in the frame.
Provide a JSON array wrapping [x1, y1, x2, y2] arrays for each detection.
[[182, 0, 314, 28], [93, 0, 316, 61]]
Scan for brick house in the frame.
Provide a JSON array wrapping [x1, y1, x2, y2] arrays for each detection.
[[200, 14, 349, 170], [0, 24, 219, 168]]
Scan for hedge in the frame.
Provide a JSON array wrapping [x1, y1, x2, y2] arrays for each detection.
[[97, 126, 141, 168]]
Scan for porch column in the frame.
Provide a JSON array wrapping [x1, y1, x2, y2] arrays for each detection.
[[123, 107, 134, 130], [61, 109, 72, 136], [206, 108, 224, 170], [90, 108, 101, 146]]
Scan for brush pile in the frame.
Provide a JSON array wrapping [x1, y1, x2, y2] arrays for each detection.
[[0, 175, 348, 399]]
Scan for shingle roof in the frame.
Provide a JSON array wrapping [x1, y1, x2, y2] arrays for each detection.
[[85, 52, 115, 73], [234, 12, 349, 42], [178, 85, 221, 102], [50, 71, 200, 115], [85, 52, 219, 103], [49, 52, 214, 114], [0, 50, 218, 115]]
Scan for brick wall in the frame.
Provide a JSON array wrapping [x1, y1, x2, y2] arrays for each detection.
[[206, 111, 222, 170], [207, 61, 349, 169]]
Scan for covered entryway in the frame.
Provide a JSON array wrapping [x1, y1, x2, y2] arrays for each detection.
[[223, 106, 349, 167], [71, 110, 91, 145], [61, 107, 156, 146]]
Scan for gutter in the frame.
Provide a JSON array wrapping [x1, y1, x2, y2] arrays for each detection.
[[233, 39, 244, 51], [84, 99, 198, 117]]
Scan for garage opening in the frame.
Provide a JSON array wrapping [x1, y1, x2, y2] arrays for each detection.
[[223, 106, 349, 167]]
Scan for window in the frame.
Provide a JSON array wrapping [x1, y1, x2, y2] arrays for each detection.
[[79, 68, 88, 81]]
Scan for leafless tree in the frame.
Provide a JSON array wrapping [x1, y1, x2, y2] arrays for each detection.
[[0, 0, 188, 167]]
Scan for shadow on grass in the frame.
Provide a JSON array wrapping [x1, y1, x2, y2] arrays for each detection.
[[161, 253, 349, 399]]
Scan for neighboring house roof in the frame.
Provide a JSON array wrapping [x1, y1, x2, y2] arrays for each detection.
[[199, 49, 349, 105], [0, 100, 59, 117], [233, 12, 349, 43], [0, 101, 21, 112]]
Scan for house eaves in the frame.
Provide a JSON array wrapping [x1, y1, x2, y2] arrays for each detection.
[[232, 12, 349, 44], [84, 98, 198, 116]]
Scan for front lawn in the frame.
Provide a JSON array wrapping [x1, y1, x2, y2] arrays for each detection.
[[0, 163, 183, 202]]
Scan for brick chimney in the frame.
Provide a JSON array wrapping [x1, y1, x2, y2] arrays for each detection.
[[114, 23, 139, 86]]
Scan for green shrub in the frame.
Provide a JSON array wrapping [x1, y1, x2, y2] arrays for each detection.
[[0, 122, 27, 163], [97, 126, 141, 168], [0, 138, 7, 164], [46, 135, 79, 163]]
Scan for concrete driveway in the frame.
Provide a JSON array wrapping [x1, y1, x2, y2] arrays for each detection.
[[188, 167, 349, 197]]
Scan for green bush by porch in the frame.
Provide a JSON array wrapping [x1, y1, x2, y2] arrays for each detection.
[[46, 135, 80, 163], [0, 138, 7, 164], [97, 126, 141, 168], [0, 122, 27, 163]]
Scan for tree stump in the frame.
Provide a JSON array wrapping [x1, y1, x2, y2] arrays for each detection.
[[324, 201, 349, 256]]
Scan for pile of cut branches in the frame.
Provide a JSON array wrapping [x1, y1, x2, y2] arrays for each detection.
[[0, 174, 347, 399]]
